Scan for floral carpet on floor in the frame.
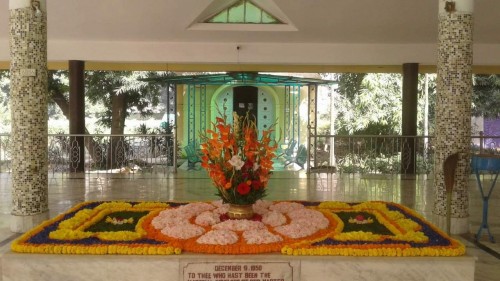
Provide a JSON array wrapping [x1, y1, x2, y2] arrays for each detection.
[[11, 200, 465, 257]]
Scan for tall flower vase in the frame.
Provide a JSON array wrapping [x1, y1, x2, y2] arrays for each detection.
[[227, 204, 254, 219]]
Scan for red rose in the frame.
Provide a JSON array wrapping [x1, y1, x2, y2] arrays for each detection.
[[251, 180, 261, 190], [243, 161, 253, 171], [355, 215, 365, 221], [237, 182, 251, 195]]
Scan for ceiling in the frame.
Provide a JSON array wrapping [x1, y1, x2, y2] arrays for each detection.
[[1, 0, 499, 70]]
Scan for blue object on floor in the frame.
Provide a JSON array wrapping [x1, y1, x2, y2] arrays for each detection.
[[184, 145, 201, 170], [471, 154, 500, 243]]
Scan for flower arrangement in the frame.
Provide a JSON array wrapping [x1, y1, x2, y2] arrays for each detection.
[[11, 200, 465, 256], [200, 113, 277, 205]]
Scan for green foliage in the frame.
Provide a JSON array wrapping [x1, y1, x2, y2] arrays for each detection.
[[134, 122, 181, 166], [334, 73, 402, 135], [472, 74, 500, 118], [336, 153, 400, 174], [363, 154, 400, 174], [416, 153, 433, 174], [0, 70, 9, 107], [85, 71, 170, 128], [47, 70, 69, 119], [336, 212, 393, 234], [0, 70, 11, 132], [337, 73, 366, 101], [48, 70, 69, 98], [417, 74, 436, 136], [335, 152, 432, 175]]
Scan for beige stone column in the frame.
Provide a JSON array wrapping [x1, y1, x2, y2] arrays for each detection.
[[433, 0, 474, 234], [9, 0, 49, 232]]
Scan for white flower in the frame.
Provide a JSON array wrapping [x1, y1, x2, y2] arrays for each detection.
[[178, 202, 215, 216], [253, 200, 272, 215], [253, 162, 260, 171], [274, 223, 318, 239], [161, 223, 205, 239], [269, 202, 305, 214], [243, 229, 283, 244], [213, 220, 265, 232], [195, 211, 221, 226], [228, 155, 245, 170], [151, 209, 191, 229], [262, 211, 287, 227], [197, 230, 239, 245]]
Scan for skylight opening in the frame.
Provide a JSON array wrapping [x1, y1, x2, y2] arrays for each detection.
[[205, 0, 282, 24]]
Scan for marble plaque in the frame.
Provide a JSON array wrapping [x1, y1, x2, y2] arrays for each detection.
[[181, 261, 297, 281]]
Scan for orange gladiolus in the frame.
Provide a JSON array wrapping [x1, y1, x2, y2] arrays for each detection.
[[199, 114, 277, 205]]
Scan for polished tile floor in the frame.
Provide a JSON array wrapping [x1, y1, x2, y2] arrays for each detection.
[[0, 170, 499, 281]]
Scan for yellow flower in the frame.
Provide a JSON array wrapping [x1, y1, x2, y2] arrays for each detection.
[[318, 201, 351, 209], [133, 202, 170, 209]]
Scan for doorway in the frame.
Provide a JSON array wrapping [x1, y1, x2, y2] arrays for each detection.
[[233, 86, 258, 125]]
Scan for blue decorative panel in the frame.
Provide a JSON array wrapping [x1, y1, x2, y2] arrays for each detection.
[[216, 90, 233, 123], [258, 89, 275, 137]]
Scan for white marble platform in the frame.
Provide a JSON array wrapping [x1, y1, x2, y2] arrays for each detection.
[[0, 252, 476, 281], [2, 172, 494, 280]]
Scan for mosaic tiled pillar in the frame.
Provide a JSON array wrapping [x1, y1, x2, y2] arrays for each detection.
[[433, 0, 474, 234], [9, 0, 49, 232]]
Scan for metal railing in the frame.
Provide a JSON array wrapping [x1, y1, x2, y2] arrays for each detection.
[[306, 134, 500, 175], [0, 133, 177, 178], [2, 133, 500, 177]]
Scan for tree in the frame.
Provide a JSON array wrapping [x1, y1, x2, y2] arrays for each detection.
[[0, 70, 7, 80], [47, 70, 172, 168], [85, 71, 169, 167], [2, 70, 69, 123], [336, 73, 366, 101], [47, 70, 69, 120], [330, 73, 366, 135], [0, 70, 10, 133], [472, 74, 500, 118], [333, 73, 402, 135], [417, 74, 437, 136], [85, 71, 168, 131], [0, 70, 10, 110]]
